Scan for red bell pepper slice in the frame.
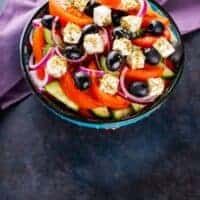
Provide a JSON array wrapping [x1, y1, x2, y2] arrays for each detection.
[[89, 62, 130, 109], [32, 27, 46, 80], [126, 65, 164, 81], [49, 0, 92, 26], [60, 72, 103, 109]]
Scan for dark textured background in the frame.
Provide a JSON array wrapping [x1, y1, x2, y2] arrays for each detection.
[[0, 30, 200, 199]]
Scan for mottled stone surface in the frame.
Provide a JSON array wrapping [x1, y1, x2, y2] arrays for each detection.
[[0, 31, 200, 200]]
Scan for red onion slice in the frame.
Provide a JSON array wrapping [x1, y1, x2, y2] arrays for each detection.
[[79, 66, 105, 77], [100, 28, 111, 52], [55, 47, 66, 60], [29, 69, 51, 91], [137, 0, 148, 17], [95, 54, 101, 70], [119, 67, 158, 104], [32, 19, 42, 28], [55, 47, 88, 63], [29, 47, 55, 70], [29, 29, 33, 46], [52, 16, 64, 48]]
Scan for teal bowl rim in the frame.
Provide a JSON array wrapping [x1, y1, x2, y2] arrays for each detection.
[[20, 0, 184, 129]]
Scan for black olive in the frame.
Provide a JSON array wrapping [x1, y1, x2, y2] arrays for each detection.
[[129, 82, 149, 97], [63, 45, 84, 60], [82, 24, 99, 35], [112, 10, 127, 26], [84, 2, 100, 17], [144, 48, 161, 65], [147, 20, 165, 36], [41, 15, 60, 29], [74, 71, 91, 90], [106, 51, 124, 71], [113, 27, 132, 39], [170, 42, 183, 64]]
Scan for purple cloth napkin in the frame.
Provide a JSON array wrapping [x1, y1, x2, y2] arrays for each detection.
[[0, 0, 200, 110]]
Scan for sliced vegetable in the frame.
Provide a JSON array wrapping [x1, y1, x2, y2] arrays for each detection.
[[131, 103, 145, 112], [29, 29, 33, 46], [29, 47, 55, 70], [142, 15, 169, 27], [112, 107, 132, 120], [100, 27, 111, 52], [137, 0, 148, 17], [60, 72, 103, 109], [32, 26, 45, 63], [52, 16, 64, 47], [132, 35, 157, 48], [44, 28, 54, 45], [79, 66, 105, 77], [29, 69, 50, 90], [147, 8, 170, 25], [119, 67, 158, 103], [32, 19, 42, 28], [43, 44, 52, 55], [126, 65, 164, 81], [162, 67, 175, 79], [45, 81, 79, 111], [92, 107, 110, 118], [90, 62, 130, 109], [97, 0, 121, 9], [49, 0, 93, 26], [162, 64, 175, 79]]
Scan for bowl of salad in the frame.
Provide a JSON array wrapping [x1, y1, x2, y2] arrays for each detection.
[[20, 0, 184, 129]]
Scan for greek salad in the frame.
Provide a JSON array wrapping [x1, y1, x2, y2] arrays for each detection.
[[28, 0, 182, 120]]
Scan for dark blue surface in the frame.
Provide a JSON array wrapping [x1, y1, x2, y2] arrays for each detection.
[[0, 31, 200, 200]]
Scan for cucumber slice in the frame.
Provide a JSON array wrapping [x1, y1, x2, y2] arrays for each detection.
[[131, 103, 145, 112], [92, 107, 110, 118], [162, 66, 175, 79], [45, 81, 79, 111], [43, 44, 52, 55], [100, 56, 119, 76], [44, 28, 54, 45], [112, 107, 132, 120]]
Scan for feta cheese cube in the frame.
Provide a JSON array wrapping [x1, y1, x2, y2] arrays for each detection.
[[120, 15, 142, 33], [73, 0, 90, 11], [99, 74, 119, 95], [83, 33, 104, 54], [46, 55, 67, 78], [93, 5, 112, 26], [113, 38, 133, 56], [148, 78, 165, 97], [121, 0, 138, 10], [63, 23, 82, 44], [153, 37, 175, 58], [127, 49, 145, 69]]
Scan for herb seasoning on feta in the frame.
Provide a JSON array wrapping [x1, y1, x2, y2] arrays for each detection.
[[127, 49, 145, 69], [121, 0, 138, 10], [83, 33, 104, 54], [121, 16, 142, 33], [99, 74, 119, 95], [63, 23, 82, 44], [148, 78, 165, 97], [93, 5, 112, 26], [113, 38, 133, 56], [73, 0, 90, 11], [46, 55, 67, 78], [153, 37, 175, 58]]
